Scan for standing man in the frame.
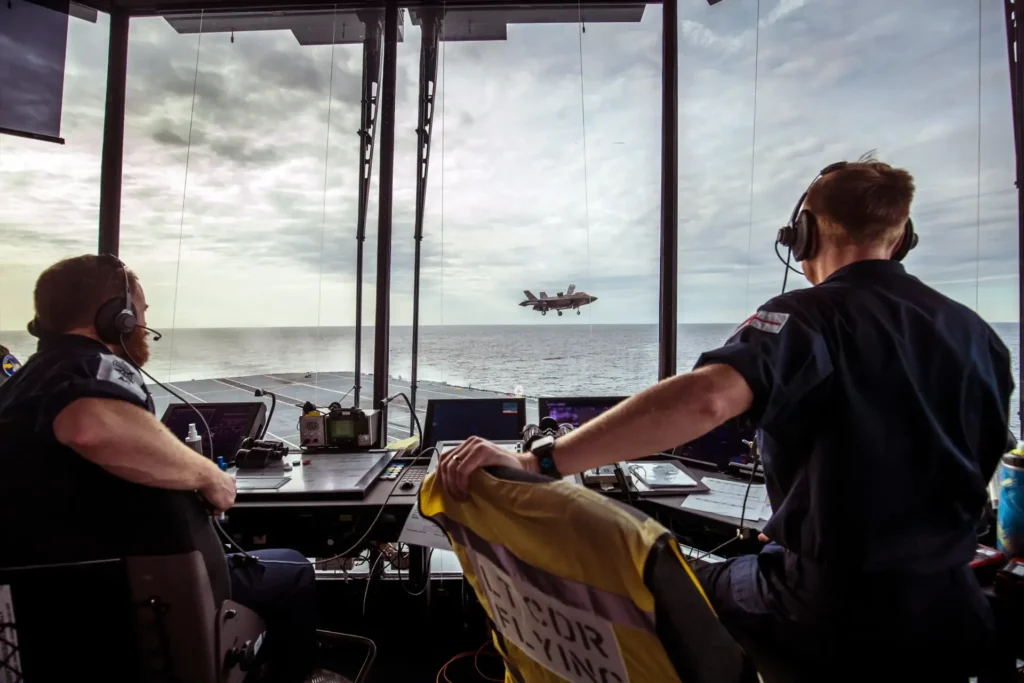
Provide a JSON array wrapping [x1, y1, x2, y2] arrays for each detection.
[[0, 254, 327, 683], [439, 159, 1013, 676]]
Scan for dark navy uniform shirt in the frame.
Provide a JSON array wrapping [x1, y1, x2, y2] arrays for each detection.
[[0, 334, 226, 589], [696, 259, 1014, 574]]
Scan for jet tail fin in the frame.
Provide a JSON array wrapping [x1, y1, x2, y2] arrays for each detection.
[[523, 290, 538, 301], [539, 292, 549, 299]]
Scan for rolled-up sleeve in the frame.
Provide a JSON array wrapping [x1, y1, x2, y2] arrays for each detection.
[[694, 298, 833, 428], [37, 354, 152, 432]]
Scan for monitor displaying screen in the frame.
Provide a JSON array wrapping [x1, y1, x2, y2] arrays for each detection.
[[539, 396, 626, 429], [160, 402, 266, 462], [423, 398, 526, 452], [675, 421, 753, 470], [327, 417, 355, 439]]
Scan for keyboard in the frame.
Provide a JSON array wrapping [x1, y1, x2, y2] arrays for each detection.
[[391, 466, 428, 496]]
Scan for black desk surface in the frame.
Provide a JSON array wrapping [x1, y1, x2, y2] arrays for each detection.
[[570, 459, 768, 532], [229, 446, 764, 531], [231, 450, 410, 507]]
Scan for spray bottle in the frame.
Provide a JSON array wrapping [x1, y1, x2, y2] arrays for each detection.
[[185, 423, 204, 457]]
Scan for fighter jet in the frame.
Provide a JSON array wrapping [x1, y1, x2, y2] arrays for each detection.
[[519, 285, 598, 316]]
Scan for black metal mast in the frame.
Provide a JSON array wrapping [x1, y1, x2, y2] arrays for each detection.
[[353, 11, 384, 408], [658, 0, 679, 380], [97, 9, 129, 256], [409, 9, 441, 435], [1006, 0, 1024, 437], [372, 1, 399, 414]]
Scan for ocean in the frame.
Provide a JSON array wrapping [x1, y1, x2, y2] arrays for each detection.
[[1, 323, 1020, 433]]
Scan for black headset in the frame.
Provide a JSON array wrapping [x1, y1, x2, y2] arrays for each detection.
[[94, 254, 138, 345], [28, 255, 138, 342], [775, 161, 919, 263]]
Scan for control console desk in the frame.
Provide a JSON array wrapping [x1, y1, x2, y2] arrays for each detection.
[[231, 450, 395, 507], [224, 449, 424, 563]]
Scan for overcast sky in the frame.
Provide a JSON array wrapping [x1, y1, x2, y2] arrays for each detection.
[[0, 0, 1018, 332]]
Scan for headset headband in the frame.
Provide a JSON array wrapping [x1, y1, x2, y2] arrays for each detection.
[[776, 161, 918, 263]]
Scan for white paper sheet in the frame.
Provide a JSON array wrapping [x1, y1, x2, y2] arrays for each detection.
[[681, 477, 772, 522], [398, 504, 452, 551]]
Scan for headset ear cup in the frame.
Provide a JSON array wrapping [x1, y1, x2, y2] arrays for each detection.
[[115, 307, 138, 335], [891, 218, 918, 262], [792, 211, 817, 262], [95, 298, 135, 344]]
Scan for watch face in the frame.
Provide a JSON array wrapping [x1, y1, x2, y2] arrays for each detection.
[[533, 435, 555, 453]]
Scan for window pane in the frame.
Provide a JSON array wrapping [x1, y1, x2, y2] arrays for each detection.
[[0, 12, 109, 364], [677, 0, 1019, 431], [120, 9, 381, 441], [390, 4, 662, 433]]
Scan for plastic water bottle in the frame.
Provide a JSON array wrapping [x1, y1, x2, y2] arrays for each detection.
[[185, 423, 204, 457], [997, 444, 1024, 558]]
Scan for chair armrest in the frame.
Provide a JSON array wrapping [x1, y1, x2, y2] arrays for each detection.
[[217, 600, 266, 683]]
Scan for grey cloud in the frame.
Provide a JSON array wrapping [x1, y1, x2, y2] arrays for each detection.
[[4, 0, 1018, 328], [152, 127, 190, 147]]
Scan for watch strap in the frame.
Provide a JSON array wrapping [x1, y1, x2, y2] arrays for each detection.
[[531, 437, 562, 479]]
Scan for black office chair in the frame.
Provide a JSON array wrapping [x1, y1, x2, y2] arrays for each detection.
[[0, 550, 265, 683], [0, 487, 266, 683]]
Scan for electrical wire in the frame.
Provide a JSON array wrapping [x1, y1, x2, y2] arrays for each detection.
[[775, 242, 802, 295], [974, 0, 983, 313], [340, 632, 378, 683], [439, 0, 448, 385], [690, 457, 761, 564], [393, 542, 433, 597], [435, 650, 478, 683], [382, 391, 424, 445], [361, 552, 385, 615], [168, 9, 203, 383], [314, 7, 339, 406], [690, 535, 740, 564], [743, 0, 762, 315], [575, 0, 594, 339], [122, 341, 435, 571], [473, 641, 503, 682], [221, 445, 437, 567], [121, 332, 216, 467], [736, 458, 759, 535]]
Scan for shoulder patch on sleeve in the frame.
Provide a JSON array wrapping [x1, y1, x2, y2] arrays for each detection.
[[95, 354, 148, 402], [735, 310, 790, 335]]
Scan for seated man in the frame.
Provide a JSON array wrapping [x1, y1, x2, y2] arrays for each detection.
[[439, 159, 1012, 678], [0, 254, 330, 683]]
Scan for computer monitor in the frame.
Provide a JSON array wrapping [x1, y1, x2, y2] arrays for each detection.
[[675, 421, 753, 470], [422, 398, 527, 453], [538, 396, 627, 429], [160, 402, 266, 463]]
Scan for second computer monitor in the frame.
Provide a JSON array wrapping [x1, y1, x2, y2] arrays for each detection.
[[422, 397, 527, 452], [538, 396, 627, 429]]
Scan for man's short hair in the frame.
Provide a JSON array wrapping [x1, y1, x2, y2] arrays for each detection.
[[34, 255, 139, 335], [804, 156, 915, 248]]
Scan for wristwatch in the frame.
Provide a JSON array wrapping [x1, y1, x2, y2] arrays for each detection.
[[529, 435, 562, 479]]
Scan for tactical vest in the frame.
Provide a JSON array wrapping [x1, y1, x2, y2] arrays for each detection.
[[420, 467, 754, 683]]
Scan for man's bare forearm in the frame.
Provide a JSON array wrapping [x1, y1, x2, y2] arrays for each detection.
[[54, 398, 220, 491], [543, 364, 754, 476]]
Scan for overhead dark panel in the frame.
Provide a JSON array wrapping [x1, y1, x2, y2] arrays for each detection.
[[162, 8, 404, 44], [0, 0, 71, 144], [409, 3, 643, 42]]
